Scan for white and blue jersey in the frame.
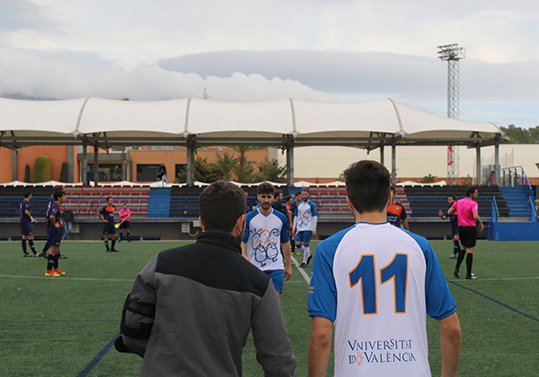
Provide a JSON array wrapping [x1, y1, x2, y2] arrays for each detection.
[[293, 200, 318, 232], [243, 208, 290, 271], [308, 222, 456, 377]]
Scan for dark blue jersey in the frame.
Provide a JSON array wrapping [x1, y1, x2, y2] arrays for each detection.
[[271, 200, 288, 217], [20, 199, 32, 223], [47, 201, 62, 233], [99, 205, 116, 225], [443, 206, 459, 235]]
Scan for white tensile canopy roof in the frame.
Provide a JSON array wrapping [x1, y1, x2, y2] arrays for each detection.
[[0, 96, 507, 186], [0, 97, 506, 148]]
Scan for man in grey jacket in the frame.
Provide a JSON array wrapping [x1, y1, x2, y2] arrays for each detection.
[[115, 181, 297, 376]]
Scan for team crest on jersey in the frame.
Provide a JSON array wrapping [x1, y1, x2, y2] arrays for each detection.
[[251, 227, 280, 266]]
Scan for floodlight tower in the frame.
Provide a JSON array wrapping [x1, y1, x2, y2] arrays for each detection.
[[438, 44, 465, 185]]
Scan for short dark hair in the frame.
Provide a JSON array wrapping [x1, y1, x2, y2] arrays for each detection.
[[23, 191, 31, 198], [285, 195, 292, 202], [257, 182, 275, 195], [53, 190, 65, 200], [390, 186, 396, 193], [300, 187, 309, 193], [274, 189, 283, 199], [199, 181, 247, 232], [449, 195, 457, 200], [344, 160, 390, 214], [295, 191, 301, 197], [465, 186, 478, 197], [106, 196, 112, 202]]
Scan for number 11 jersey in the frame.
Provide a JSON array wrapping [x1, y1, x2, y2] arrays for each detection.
[[308, 222, 456, 377]]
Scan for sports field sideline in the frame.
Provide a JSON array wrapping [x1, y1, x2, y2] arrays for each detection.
[[1, 240, 538, 376]]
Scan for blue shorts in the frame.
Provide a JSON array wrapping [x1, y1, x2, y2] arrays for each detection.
[[20, 222, 34, 236], [295, 230, 312, 243], [47, 231, 62, 247], [264, 269, 285, 293], [103, 223, 117, 235]]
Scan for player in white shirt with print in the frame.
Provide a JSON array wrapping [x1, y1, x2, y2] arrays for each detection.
[[242, 182, 292, 302], [308, 160, 461, 377], [292, 187, 318, 267]]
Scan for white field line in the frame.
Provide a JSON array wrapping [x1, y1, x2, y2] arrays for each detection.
[[291, 255, 310, 284]]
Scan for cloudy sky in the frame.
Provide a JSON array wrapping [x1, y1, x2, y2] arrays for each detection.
[[1, 0, 538, 128]]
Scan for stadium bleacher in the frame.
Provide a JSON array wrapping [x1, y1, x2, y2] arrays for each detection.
[[0, 183, 509, 240]]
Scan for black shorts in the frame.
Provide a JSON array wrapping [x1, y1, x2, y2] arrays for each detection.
[[20, 222, 34, 236], [103, 223, 117, 235], [458, 226, 477, 248], [47, 231, 62, 247], [118, 221, 130, 229]]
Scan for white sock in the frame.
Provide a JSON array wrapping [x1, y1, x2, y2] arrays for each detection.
[[303, 245, 311, 264]]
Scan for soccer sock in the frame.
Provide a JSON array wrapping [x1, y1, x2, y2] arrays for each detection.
[[105, 241, 109, 250], [466, 254, 474, 277], [455, 249, 466, 270], [28, 240, 37, 254], [453, 241, 460, 256], [47, 255, 55, 271], [119, 232, 123, 240], [22, 240, 27, 254], [303, 245, 311, 264], [54, 254, 59, 269], [111, 240, 116, 249], [41, 241, 49, 253]]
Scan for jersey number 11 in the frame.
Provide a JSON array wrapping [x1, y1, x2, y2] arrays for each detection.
[[349, 253, 408, 315]]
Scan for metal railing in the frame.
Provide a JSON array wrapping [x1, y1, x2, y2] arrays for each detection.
[[500, 166, 537, 222]]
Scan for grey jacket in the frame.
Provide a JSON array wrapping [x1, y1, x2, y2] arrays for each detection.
[[116, 230, 297, 376]]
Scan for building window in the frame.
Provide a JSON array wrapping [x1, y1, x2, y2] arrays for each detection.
[[137, 164, 161, 182], [175, 164, 186, 182], [88, 164, 122, 182]]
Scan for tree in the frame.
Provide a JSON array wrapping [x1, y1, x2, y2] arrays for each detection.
[[500, 124, 539, 144], [417, 174, 437, 183], [255, 158, 286, 182], [24, 164, 30, 183], [176, 156, 220, 183], [233, 162, 256, 183], [214, 152, 238, 181], [60, 162, 69, 182], [33, 155, 53, 183], [231, 146, 253, 168]]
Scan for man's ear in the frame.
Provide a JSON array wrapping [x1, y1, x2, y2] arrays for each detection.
[[346, 196, 354, 211], [235, 214, 246, 233], [199, 217, 206, 232]]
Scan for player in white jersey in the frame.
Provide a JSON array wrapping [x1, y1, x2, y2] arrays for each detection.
[[292, 187, 318, 267], [242, 182, 292, 301], [308, 160, 461, 377]]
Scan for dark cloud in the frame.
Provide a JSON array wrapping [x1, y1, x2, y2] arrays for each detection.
[[159, 50, 539, 104]]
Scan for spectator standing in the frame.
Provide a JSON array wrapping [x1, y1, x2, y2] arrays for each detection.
[[157, 164, 168, 186], [61, 205, 74, 240], [115, 181, 297, 376]]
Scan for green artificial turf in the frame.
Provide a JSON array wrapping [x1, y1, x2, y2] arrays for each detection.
[[0, 239, 537, 376]]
